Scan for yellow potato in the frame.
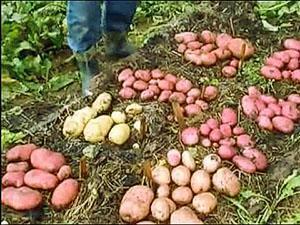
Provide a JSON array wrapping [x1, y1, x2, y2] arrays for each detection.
[[111, 111, 126, 123], [125, 103, 143, 116], [73, 107, 97, 124], [108, 123, 131, 145], [92, 92, 112, 113], [63, 115, 85, 138]]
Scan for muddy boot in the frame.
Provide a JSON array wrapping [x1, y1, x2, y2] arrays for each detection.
[[105, 32, 135, 59]]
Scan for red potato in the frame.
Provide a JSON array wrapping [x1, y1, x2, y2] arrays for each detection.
[[134, 70, 151, 82], [200, 30, 216, 44], [171, 165, 191, 186], [203, 86, 218, 101], [259, 108, 275, 118], [149, 79, 159, 85], [186, 96, 195, 104], [230, 58, 239, 68], [181, 127, 199, 146], [227, 38, 255, 59], [200, 44, 216, 53], [218, 145, 237, 160], [200, 53, 217, 66], [282, 70, 291, 79], [57, 165, 72, 181], [236, 134, 255, 148], [30, 148, 66, 173], [118, 68, 133, 82], [291, 69, 300, 82], [272, 51, 290, 63], [284, 49, 300, 58], [248, 86, 261, 98], [176, 79, 193, 93], [212, 48, 232, 60], [185, 52, 202, 65], [268, 103, 281, 115], [187, 88, 201, 98], [2, 171, 25, 187], [122, 76, 136, 88], [288, 94, 300, 104], [164, 74, 178, 84], [24, 169, 58, 190], [265, 57, 284, 69], [219, 137, 236, 146], [158, 90, 172, 102], [178, 43, 187, 53], [257, 116, 273, 131], [287, 58, 299, 70], [189, 49, 202, 55], [6, 143, 38, 162], [170, 206, 203, 224], [216, 33, 233, 49], [167, 149, 181, 167], [185, 104, 202, 117], [119, 87, 137, 99], [233, 126, 245, 135], [232, 155, 256, 173], [209, 129, 222, 142], [242, 148, 268, 171], [148, 85, 161, 95], [140, 90, 155, 101], [1, 186, 43, 211], [187, 41, 203, 50], [281, 101, 299, 120], [133, 80, 148, 91], [220, 124, 232, 138], [158, 79, 175, 91], [260, 66, 282, 80], [206, 118, 219, 129], [199, 124, 211, 136], [175, 32, 198, 44], [169, 92, 186, 104], [283, 38, 300, 51], [221, 107, 238, 126], [201, 138, 212, 147], [151, 69, 165, 79], [51, 179, 79, 210], [241, 95, 259, 119], [6, 162, 29, 173], [172, 186, 193, 205], [255, 99, 267, 111], [195, 100, 209, 111], [190, 170, 211, 194]]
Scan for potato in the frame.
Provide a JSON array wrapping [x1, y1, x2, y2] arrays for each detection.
[[272, 116, 294, 133], [219, 137, 236, 146], [185, 52, 202, 65], [57, 165, 72, 181], [165, 74, 178, 84], [182, 151, 196, 171], [190, 169, 211, 194], [176, 79, 192, 93], [137, 221, 156, 224], [6, 162, 29, 173], [108, 123, 131, 145], [200, 30, 216, 44], [236, 134, 255, 149], [134, 69, 151, 82], [167, 149, 181, 167], [268, 103, 281, 115], [122, 76, 136, 88], [287, 58, 299, 70], [222, 66, 237, 77], [152, 166, 171, 185], [118, 68, 133, 82], [157, 184, 170, 198], [265, 57, 284, 69], [283, 38, 300, 51], [171, 165, 191, 186], [148, 85, 161, 96], [149, 79, 159, 85], [158, 90, 172, 102], [257, 116, 273, 131], [216, 33, 233, 49], [170, 206, 203, 224], [119, 185, 154, 223], [175, 32, 198, 43], [288, 93, 300, 104], [272, 51, 290, 63], [217, 145, 237, 160], [2, 171, 25, 187], [282, 70, 291, 79], [185, 104, 202, 117], [291, 69, 300, 82], [199, 123, 211, 136], [150, 69, 164, 79], [281, 101, 299, 120], [232, 155, 256, 173], [171, 186, 193, 205], [125, 103, 143, 116], [255, 99, 267, 111], [227, 38, 255, 59], [119, 87, 137, 99], [212, 48, 232, 60], [186, 96, 195, 104], [200, 44, 216, 53], [259, 108, 275, 118], [181, 127, 199, 146], [201, 138, 212, 147], [1, 186, 42, 211], [30, 148, 65, 173], [111, 111, 126, 124], [141, 89, 155, 101], [209, 129, 222, 142], [187, 41, 203, 50], [260, 66, 282, 80], [200, 53, 217, 66], [242, 148, 268, 171], [219, 124, 232, 138], [151, 197, 170, 221], [24, 169, 59, 190], [187, 88, 201, 98], [230, 58, 239, 68], [233, 126, 245, 135], [158, 79, 175, 91], [221, 107, 237, 126], [202, 154, 221, 173], [84, 115, 114, 143], [203, 86, 218, 101], [248, 86, 261, 98], [212, 167, 240, 196], [92, 92, 112, 113], [206, 118, 219, 129], [195, 100, 209, 111], [169, 92, 186, 104], [6, 143, 38, 162], [51, 178, 79, 210], [241, 95, 259, 119], [165, 198, 177, 213], [133, 80, 148, 91], [73, 107, 97, 125], [192, 192, 217, 214], [178, 43, 187, 53], [284, 49, 300, 58]]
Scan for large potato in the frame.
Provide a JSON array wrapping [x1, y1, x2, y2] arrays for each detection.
[[24, 169, 59, 190], [202, 154, 221, 173], [227, 38, 255, 59], [63, 115, 85, 138], [171, 186, 193, 205], [152, 166, 171, 185], [192, 192, 217, 214], [170, 206, 203, 224], [190, 169, 211, 194], [6, 143, 38, 162], [92, 92, 112, 113], [272, 116, 294, 133], [151, 197, 170, 221], [108, 123, 131, 145]]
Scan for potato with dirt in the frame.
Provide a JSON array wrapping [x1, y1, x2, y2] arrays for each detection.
[[172, 186, 193, 205], [190, 169, 211, 194], [92, 92, 112, 113], [57, 165, 72, 181], [170, 206, 203, 224], [6, 143, 38, 162], [227, 38, 255, 59], [6, 162, 29, 173], [24, 169, 59, 190], [2, 171, 25, 187], [151, 197, 171, 221], [202, 154, 221, 173], [192, 192, 217, 214]]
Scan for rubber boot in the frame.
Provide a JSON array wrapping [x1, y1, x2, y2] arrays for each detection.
[[105, 32, 135, 59]]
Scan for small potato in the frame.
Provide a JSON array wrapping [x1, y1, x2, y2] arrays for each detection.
[[219, 137, 236, 146], [111, 111, 126, 124], [167, 149, 181, 167], [232, 155, 256, 174], [230, 58, 239, 68], [171, 165, 191, 186], [186, 96, 195, 104], [6, 144, 38, 162], [242, 148, 268, 171], [259, 108, 275, 118], [165, 198, 177, 213], [221, 107, 238, 126], [202, 154, 221, 173], [199, 123, 211, 136], [63, 114, 84, 138], [272, 116, 294, 133], [268, 103, 281, 115], [201, 138, 212, 147], [148, 85, 161, 95], [158, 90, 172, 102], [140, 89, 155, 101], [122, 76, 136, 88], [182, 151, 196, 171], [203, 86, 218, 101], [248, 86, 261, 98], [222, 66, 237, 77], [192, 192, 217, 214], [185, 104, 202, 117], [218, 145, 237, 160], [92, 92, 112, 113], [151, 197, 170, 221], [236, 134, 255, 149], [24, 169, 59, 190], [200, 44, 216, 53], [134, 69, 151, 82], [284, 49, 300, 58], [30, 148, 66, 173], [281, 101, 299, 120], [265, 57, 284, 69], [260, 66, 282, 80], [157, 184, 170, 198], [206, 118, 219, 129], [151, 68, 165, 79], [118, 68, 133, 82], [195, 100, 209, 111], [2, 171, 25, 187], [220, 124, 232, 138], [272, 51, 290, 63], [133, 80, 148, 91], [212, 48, 232, 60], [119, 87, 137, 99], [158, 79, 175, 91], [209, 129, 222, 142], [170, 206, 203, 224], [212, 142, 220, 148], [212, 167, 241, 197], [216, 33, 233, 49], [227, 38, 255, 59], [169, 92, 186, 104], [257, 116, 273, 131], [287, 58, 299, 71], [152, 166, 171, 185], [291, 69, 300, 82], [51, 178, 79, 210], [108, 123, 131, 145], [288, 93, 300, 104], [181, 127, 199, 146], [175, 32, 198, 44], [187, 41, 203, 50], [241, 95, 259, 119], [164, 74, 178, 84], [57, 165, 72, 181], [176, 79, 193, 93], [233, 126, 245, 135], [190, 170, 211, 194], [178, 43, 187, 53], [200, 53, 217, 66], [187, 88, 201, 98], [283, 38, 300, 51], [200, 30, 216, 44], [6, 162, 29, 173], [125, 103, 143, 115], [149, 79, 159, 85], [172, 186, 193, 205]]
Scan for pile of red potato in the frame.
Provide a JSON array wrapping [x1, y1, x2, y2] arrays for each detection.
[[180, 107, 268, 174], [241, 87, 300, 133], [118, 68, 219, 117], [1, 144, 79, 212], [119, 149, 241, 224], [260, 38, 300, 82], [174, 30, 255, 78]]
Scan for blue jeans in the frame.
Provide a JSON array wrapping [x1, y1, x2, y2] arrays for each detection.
[[67, 1, 138, 53]]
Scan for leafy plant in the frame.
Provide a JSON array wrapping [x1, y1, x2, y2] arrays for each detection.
[[1, 128, 26, 152]]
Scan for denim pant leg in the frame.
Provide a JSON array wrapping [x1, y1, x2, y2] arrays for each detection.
[[103, 0, 138, 32], [67, 1, 102, 53]]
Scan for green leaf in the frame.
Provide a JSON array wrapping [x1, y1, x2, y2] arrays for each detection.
[[279, 170, 300, 201], [1, 129, 26, 152], [14, 41, 35, 54], [48, 74, 75, 91], [262, 19, 279, 31]]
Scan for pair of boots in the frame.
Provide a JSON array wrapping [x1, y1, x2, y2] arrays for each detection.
[[76, 32, 135, 97]]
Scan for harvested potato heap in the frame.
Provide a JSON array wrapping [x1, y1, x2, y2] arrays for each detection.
[[260, 38, 300, 82], [174, 30, 255, 78], [119, 150, 241, 224], [117, 67, 219, 117], [181, 107, 268, 174], [1, 144, 79, 212], [241, 86, 300, 134]]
